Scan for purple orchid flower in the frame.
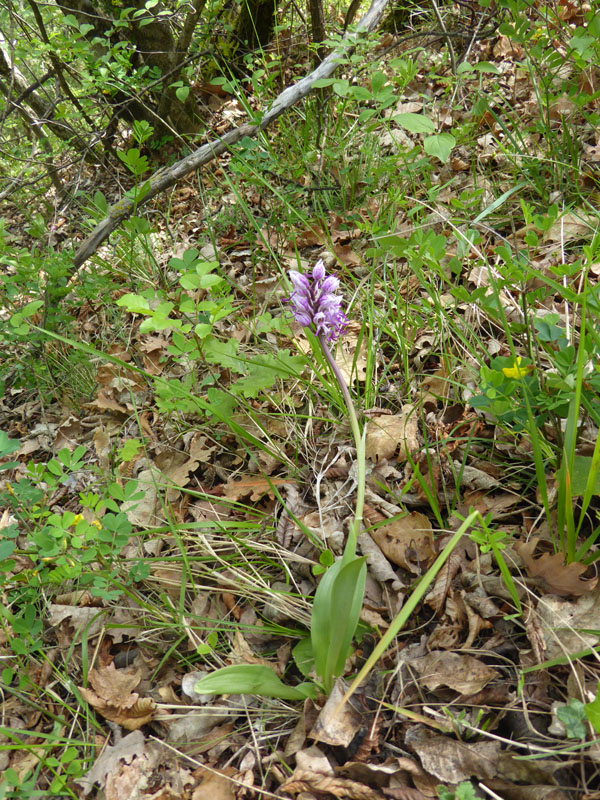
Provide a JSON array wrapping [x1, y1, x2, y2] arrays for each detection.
[[287, 260, 348, 342]]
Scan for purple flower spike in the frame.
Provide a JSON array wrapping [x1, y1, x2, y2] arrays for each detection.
[[287, 260, 348, 342]]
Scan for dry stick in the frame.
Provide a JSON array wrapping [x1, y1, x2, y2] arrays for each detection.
[[71, 0, 390, 273]]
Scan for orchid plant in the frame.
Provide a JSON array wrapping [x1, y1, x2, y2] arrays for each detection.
[[194, 260, 367, 698], [193, 261, 474, 703]]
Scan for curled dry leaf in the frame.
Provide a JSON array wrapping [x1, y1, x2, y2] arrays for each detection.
[[309, 679, 363, 747], [370, 512, 435, 574], [79, 663, 156, 730], [281, 769, 382, 800], [222, 475, 292, 502], [487, 779, 569, 800], [424, 548, 466, 614], [335, 322, 368, 384], [516, 538, 598, 596]]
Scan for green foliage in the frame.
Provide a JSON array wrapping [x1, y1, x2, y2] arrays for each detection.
[[469, 515, 522, 614], [117, 247, 304, 412], [437, 782, 477, 800], [0, 436, 148, 661], [194, 664, 316, 700], [310, 555, 367, 693], [557, 698, 588, 739], [584, 683, 600, 733]]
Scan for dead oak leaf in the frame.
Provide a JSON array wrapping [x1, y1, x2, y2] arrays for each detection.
[[79, 663, 156, 730], [516, 538, 598, 596], [370, 512, 435, 573], [414, 651, 498, 696], [407, 727, 499, 784], [222, 476, 293, 502], [365, 407, 419, 462]]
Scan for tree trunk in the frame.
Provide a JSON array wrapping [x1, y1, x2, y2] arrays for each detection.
[[233, 0, 279, 54], [55, 0, 205, 136], [308, 0, 326, 65]]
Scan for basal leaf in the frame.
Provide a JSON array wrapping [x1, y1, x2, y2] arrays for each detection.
[[194, 665, 315, 700]]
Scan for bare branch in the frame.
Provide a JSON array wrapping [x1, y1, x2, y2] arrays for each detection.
[[72, 0, 390, 271]]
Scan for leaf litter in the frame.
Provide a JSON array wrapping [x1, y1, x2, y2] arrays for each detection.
[[3, 5, 600, 800]]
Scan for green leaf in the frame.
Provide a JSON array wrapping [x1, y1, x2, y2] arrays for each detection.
[[370, 70, 387, 94], [0, 430, 20, 459], [118, 439, 143, 462], [205, 388, 237, 419], [194, 665, 316, 700], [292, 638, 314, 677], [472, 61, 501, 73], [230, 351, 305, 398], [0, 541, 15, 561], [424, 133, 456, 163], [202, 336, 240, 370], [116, 294, 151, 314], [93, 191, 108, 214], [556, 698, 587, 739], [570, 455, 600, 497], [392, 113, 435, 133], [584, 683, 600, 733], [311, 556, 367, 692], [175, 86, 190, 103], [312, 78, 336, 88]]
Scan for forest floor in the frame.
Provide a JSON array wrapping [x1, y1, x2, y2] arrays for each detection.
[[2, 3, 600, 799]]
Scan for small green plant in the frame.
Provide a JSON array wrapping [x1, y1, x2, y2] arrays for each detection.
[[556, 698, 588, 740], [469, 515, 522, 613], [437, 782, 477, 800]]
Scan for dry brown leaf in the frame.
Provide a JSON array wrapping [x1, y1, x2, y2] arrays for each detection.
[[90, 389, 128, 414], [487, 780, 568, 800], [462, 489, 519, 518], [138, 335, 168, 375], [54, 414, 83, 451], [191, 767, 238, 800], [413, 651, 499, 695], [365, 407, 419, 462], [493, 34, 524, 59], [536, 592, 600, 659], [370, 512, 435, 573], [281, 769, 382, 800], [76, 730, 145, 796], [79, 663, 155, 730], [332, 243, 361, 265], [122, 466, 161, 527], [542, 210, 597, 243], [309, 680, 363, 747], [406, 727, 499, 784], [48, 604, 106, 639], [334, 321, 368, 384], [516, 538, 598, 596], [222, 475, 292, 502], [420, 369, 450, 410], [424, 548, 465, 614]]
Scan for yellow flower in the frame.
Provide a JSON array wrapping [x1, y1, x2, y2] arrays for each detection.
[[502, 357, 534, 379], [91, 519, 102, 530], [71, 514, 84, 527]]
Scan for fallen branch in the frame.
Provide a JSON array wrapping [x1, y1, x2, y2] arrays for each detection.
[[72, 0, 389, 270]]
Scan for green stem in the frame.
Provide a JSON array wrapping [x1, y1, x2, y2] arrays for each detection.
[[318, 334, 365, 560]]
